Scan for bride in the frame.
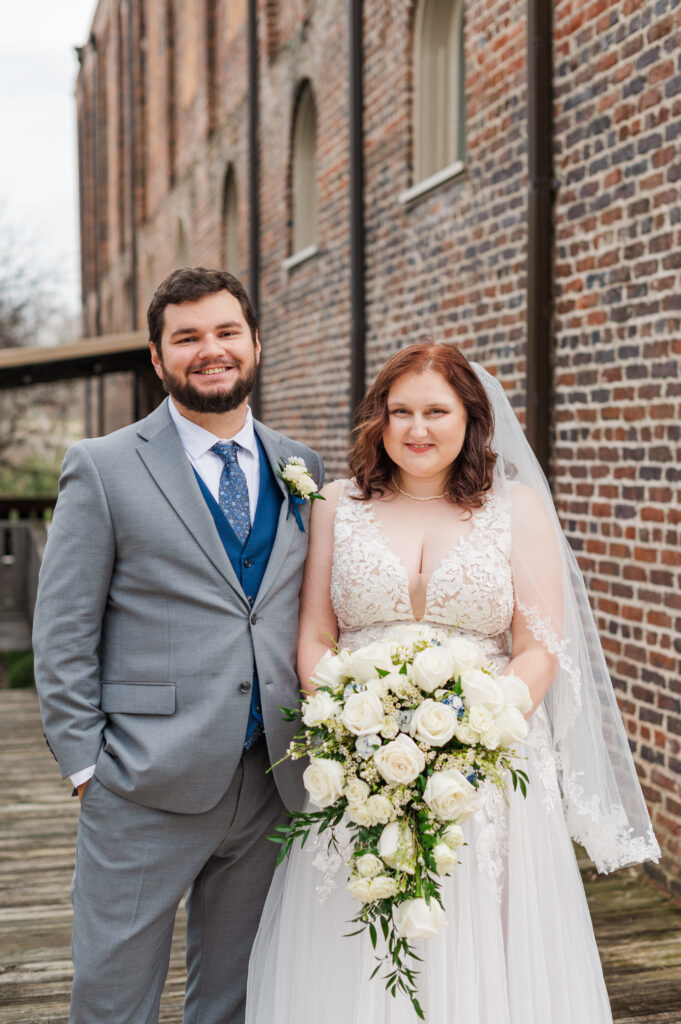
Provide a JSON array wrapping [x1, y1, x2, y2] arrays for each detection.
[[246, 342, 659, 1023]]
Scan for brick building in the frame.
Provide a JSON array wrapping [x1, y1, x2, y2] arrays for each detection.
[[76, 0, 681, 895]]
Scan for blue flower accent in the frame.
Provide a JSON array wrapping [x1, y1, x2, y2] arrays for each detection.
[[466, 771, 478, 785], [344, 682, 362, 699], [355, 734, 382, 759], [397, 709, 414, 731], [442, 693, 465, 719]]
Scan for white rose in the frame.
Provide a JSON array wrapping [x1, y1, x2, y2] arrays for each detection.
[[494, 705, 529, 747], [374, 733, 426, 785], [346, 802, 375, 827], [460, 668, 504, 714], [442, 823, 465, 849], [423, 768, 479, 822], [302, 690, 339, 726], [444, 636, 487, 675], [345, 642, 394, 683], [432, 842, 459, 876], [412, 647, 456, 694], [366, 794, 394, 824], [365, 676, 390, 699], [344, 777, 370, 805], [393, 623, 436, 647], [387, 672, 415, 699], [369, 875, 399, 900], [347, 875, 373, 903], [378, 820, 416, 874], [394, 898, 447, 939], [455, 721, 477, 745], [303, 758, 345, 808], [310, 649, 351, 689], [282, 463, 306, 484], [380, 716, 399, 740], [341, 691, 385, 736], [409, 699, 458, 747], [499, 672, 533, 714], [468, 704, 494, 735], [354, 853, 383, 878], [297, 475, 318, 497], [481, 724, 500, 750]]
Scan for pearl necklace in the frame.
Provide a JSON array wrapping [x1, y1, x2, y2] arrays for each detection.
[[395, 483, 448, 502]]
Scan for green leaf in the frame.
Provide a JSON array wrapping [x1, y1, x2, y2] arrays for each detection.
[[399, 662, 408, 675], [369, 923, 377, 949]]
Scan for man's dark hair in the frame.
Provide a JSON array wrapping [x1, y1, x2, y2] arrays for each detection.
[[147, 267, 259, 351]]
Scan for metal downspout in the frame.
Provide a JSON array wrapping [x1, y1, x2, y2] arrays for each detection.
[[247, 0, 261, 419], [526, 0, 555, 479], [349, 0, 366, 424]]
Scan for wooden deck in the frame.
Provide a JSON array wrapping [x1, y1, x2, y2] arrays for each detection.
[[1, 690, 680, 1023]]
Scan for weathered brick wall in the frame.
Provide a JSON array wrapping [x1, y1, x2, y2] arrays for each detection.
[[77, 0, 680, 891], [553, 0, 681, 894]]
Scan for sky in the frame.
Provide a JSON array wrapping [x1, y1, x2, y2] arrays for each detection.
[[0, 2, 97, 317]]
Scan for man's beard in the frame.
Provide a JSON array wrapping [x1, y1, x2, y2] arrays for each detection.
[[158, 358, 257, 413]]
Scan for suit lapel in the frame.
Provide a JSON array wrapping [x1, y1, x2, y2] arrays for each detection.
[[253, 421, 300, 608], [136, 402, 248, 606]]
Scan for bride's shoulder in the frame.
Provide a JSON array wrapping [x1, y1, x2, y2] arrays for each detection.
[[313, 478, 353, 518]]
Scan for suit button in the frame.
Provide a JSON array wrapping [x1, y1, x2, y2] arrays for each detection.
[[247, 595, 255, 605], [240, 681, 251, 693], [251, 613, 258, 624], [244, 558, 252, 568]]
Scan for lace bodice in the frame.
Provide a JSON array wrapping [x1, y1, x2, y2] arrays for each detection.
[[330, 481, 514, 663]]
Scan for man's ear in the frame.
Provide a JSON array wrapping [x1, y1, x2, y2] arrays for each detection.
[[254, 331, 261, 364], [149, 340, 164, 380]]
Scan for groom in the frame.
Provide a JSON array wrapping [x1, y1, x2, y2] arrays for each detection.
[[32, 267, 323, 1024]]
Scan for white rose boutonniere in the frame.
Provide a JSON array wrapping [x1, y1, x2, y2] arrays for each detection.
[[277, 456, 324, 532]]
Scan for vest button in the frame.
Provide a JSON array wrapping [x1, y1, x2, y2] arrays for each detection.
[[251, 613, 258, 625], [240, 681, 251, 693], [244, 558, 252, 568]]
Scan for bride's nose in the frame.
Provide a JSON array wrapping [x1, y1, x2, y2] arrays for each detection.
[[409, 415, 429, 437]]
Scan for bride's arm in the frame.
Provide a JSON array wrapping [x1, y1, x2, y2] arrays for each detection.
[[297, 479, 344, 694], [505, 483, 562, 714]]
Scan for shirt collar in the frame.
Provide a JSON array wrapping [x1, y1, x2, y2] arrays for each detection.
[[168, 399, 258, 460]]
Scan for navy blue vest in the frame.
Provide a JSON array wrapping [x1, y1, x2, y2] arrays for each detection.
[[193, 435, 283, 745]]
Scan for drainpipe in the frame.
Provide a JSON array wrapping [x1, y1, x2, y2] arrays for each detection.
[[125, 0, 142, 419], [526, 0, 555, 479], [348, 0, 366, 424], [91, 35, 104, 436], [247, 0, 261, 419]]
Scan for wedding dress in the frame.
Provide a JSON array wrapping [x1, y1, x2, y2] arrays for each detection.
[[246, 481, 615, 1023]]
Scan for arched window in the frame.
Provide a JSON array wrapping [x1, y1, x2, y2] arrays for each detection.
[[291, 81, 318, 257], [413, 0, 465, 184], [221, 165, 239, 271]]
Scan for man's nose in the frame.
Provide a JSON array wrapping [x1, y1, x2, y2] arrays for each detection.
[[198, 332, 224, 356]]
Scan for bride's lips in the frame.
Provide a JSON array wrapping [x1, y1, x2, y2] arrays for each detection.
[[405, 443, 435, 453]]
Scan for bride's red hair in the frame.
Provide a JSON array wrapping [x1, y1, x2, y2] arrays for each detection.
[[349, 342, 497, 512]]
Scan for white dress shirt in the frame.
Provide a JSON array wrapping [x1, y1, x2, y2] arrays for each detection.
[[70, 400, 261, 789]]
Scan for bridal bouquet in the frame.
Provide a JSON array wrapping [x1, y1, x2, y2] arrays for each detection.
[[271, 627, 532, 1018]]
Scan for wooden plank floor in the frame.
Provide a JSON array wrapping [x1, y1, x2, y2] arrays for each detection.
[[1, 690, 680, 1023]]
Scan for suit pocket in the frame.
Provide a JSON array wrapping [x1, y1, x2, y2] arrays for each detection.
[[101, 682, 176, 715]]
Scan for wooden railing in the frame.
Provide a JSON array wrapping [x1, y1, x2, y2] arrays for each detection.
[[0, 521, 47, 645]]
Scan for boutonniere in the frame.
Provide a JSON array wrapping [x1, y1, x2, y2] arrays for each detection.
[[277, 457, 324, 532]]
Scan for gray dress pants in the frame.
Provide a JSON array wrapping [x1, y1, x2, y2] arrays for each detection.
[[69, 738, 287, 1024]]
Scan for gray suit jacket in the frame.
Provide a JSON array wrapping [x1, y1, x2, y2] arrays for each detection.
[[32, 399, 323, 814]]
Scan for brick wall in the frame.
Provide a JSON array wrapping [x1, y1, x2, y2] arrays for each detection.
[[77, 0, 681, 894]]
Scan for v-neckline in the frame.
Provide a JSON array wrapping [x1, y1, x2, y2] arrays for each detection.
[[358, 497, 488, 622]]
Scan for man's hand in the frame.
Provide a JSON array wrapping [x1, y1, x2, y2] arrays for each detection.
[[77, 780, 90, 803]]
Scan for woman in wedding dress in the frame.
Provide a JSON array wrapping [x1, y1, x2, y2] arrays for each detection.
[[246, 342, 659, 1023]]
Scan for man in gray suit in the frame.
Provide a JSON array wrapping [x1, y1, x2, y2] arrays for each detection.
[[33, 267, 323, 1024]]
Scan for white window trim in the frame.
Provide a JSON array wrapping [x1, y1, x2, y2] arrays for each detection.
[[399, 159, 465, 206], [283, 244, 318, 271]]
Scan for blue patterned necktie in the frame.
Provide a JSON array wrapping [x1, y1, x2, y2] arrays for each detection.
[[211, 441, 251, 544]]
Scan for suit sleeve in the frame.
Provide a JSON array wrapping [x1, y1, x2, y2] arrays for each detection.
[[32, 442, 116, 778]]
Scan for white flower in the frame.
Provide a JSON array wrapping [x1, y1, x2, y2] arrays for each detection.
[[441, 823, 465, 849], [281, 463, 307, 484], [499, 672, 533, 714], [454, 721, 477, 745], [365, 676, 390, 699], [354, 853, 383, 878], [303, 758, 345, 808], [387, 672, 416, 700], [481, 724, 500, 750], [369, 875, 399, 900], [341, 691, 385, 736], [409, 699, 458, 747], [374, 733, 426, 785], [393, 623, 436, 647], [297, 475, 318, 498], [444, 636, 487, 675], [378, 820, 416, 874], [380, 717, 399, 740], [347, 875, 373, 902], [345, 641, 394, 682], [302, 690, 339, 726], [355, 734, 382, 758], [460, 668, 504, 714], [344, 777, 370, 805], [346, 802, 375, 827], [412, 647, 456, 693], [366, 794, 394, 824], [468, 704, 494, 735], [310, 649, 351, 689], [423, 768, 479, 823], [494, 705, 529, 747], [432, 842, 459, 876], [394, 898, 447, 939]]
